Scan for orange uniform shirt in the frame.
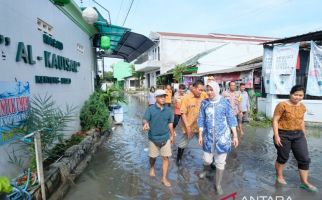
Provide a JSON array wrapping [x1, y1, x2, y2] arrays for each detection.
[[273, 101, 306, 131], [180, 93, 206, 134], [165, 89, 172, 104]]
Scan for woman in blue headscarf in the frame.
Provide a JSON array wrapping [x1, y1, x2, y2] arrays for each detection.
[[197, 81, 239, 195]]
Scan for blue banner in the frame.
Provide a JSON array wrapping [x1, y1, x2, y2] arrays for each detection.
[[0, 81, 30, 145]]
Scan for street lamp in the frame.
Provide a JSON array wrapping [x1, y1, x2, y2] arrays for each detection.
[[82, 7, 98, 24]]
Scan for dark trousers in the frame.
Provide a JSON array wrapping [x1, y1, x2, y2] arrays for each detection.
[[274, 130, 310, 170], [173, 114, 181, 128]]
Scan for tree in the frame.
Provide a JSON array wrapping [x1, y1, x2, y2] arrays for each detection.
[[173, 64, 186, 83], [131, 65, 145, 87], [103, 71, 116, 82]]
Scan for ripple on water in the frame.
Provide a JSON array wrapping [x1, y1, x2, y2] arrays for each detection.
[[65, 96, 322, 200]]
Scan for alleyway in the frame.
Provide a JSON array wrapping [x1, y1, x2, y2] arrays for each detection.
[[65, 95, 322, 200]]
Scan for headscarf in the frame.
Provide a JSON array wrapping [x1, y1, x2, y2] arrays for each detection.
[[206, 81, 221, 102]]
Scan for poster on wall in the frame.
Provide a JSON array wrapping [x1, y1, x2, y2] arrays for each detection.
[[262, 47, 273, 93], [240, 70, 253, 88], [0, 81, 30, 145], [269, 43, 299, 94], [306, 41, 322, 96]]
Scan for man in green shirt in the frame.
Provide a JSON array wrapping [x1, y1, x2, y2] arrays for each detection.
[[143, 89, 175, 187]]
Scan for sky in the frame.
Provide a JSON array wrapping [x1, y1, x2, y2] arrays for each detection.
[[78, 0, 322, 38]]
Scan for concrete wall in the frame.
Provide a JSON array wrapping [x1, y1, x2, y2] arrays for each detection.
[[257, 96, 322, 123], [0, 0, 95, 177]]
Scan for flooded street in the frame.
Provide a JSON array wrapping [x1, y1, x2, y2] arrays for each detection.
[[65, 95, 322, 200]]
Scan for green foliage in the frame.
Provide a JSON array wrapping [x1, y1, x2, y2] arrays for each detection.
[[7, 94, 76, 170], [173, 64, 186, 83], [100, 85, 127, 106], [80, 92, 109, 132], [0, 176, 12, 194], [103, 71, 116, 82], [248, 89, 257, 119], [43, 134, 85, 167], [7, 148, 25, 169], [131, 65, 145, 87], [249, 112, 272, 127], [156, 76, 167, 86]]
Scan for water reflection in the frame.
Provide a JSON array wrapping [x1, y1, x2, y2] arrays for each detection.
[[65, 95, 321, 200]]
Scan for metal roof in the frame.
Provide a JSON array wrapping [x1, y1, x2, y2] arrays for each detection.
[[91, 8, 155, 62], [93, 7, 131, 51], [263, 30, 322, 45], [198, 62, 261, 76], [181, 44, 228, 67]]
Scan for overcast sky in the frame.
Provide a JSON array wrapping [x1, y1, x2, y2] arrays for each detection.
[[79, 0, 322, 38]]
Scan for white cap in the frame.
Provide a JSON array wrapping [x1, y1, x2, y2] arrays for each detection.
[[155, 89, 167, 97]]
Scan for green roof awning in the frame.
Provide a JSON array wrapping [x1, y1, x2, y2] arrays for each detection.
[[93, 8, 131, 51], [81, 7, 155, 62]]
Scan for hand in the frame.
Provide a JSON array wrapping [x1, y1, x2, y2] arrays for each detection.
[[143, 123, 150, 132], [274, 135, 283, 146], [239, 112, 243, 118], [232, 137, 239, 148], [170, 135, 175, 144], [198, 136, 203, 146], [186, 127, 193, 139]]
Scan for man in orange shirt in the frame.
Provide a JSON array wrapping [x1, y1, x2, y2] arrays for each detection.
[[173, 84, 186, 128], [176, 80, 206, 166], [164, 84, 172, 107]]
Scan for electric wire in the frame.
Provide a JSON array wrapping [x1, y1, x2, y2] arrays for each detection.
[[122, 0, 135, 26]]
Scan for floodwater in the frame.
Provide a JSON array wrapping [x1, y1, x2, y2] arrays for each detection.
[[65, 95, 322, 200]]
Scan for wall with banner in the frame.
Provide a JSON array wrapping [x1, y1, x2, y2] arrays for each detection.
[[269, 43, 299, 94], [0, 0, 96, 176], [0, 81, 30, 145], [306, 41, 322, 96], [262, 47, 273, 93], [259, 41, 322, 123]]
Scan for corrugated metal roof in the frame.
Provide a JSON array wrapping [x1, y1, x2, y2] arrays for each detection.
[[157, 32, 215, 39], [156, 32, 277, 43], [264, 30, 322, 45], [198, 62, 261, 76]]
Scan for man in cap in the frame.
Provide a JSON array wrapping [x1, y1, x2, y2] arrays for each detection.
[[143, 89, 175, 187]]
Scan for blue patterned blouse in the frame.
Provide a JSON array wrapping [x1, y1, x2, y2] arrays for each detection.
[[197, 97, 237, 154]]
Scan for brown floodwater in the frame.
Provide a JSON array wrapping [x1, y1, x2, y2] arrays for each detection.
[[64, 95, 321, 200]]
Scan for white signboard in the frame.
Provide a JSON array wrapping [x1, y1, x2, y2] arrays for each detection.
[[269, 43, 299, 94], [306, 41, 322, 96]]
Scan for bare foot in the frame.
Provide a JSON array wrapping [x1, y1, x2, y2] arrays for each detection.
[[276, 177, 287, 185], [161, 178, 171, 187], [149, 168, 155, 177]]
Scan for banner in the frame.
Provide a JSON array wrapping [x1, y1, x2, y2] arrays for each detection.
[[0, 81, 30, 145], [307, 41, 322, 96], [240, 70, 253, 88], [262, 47, 273, 93], [269, 43, 299, 94]]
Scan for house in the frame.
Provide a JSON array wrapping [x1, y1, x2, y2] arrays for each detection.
[[258, 30, 322, 122], [134, 32, 276, 88]]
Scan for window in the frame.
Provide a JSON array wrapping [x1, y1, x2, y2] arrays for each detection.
[[77, 43, 84, 55], [130, 80, 139, 87], [37, 18, 53, 35]]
